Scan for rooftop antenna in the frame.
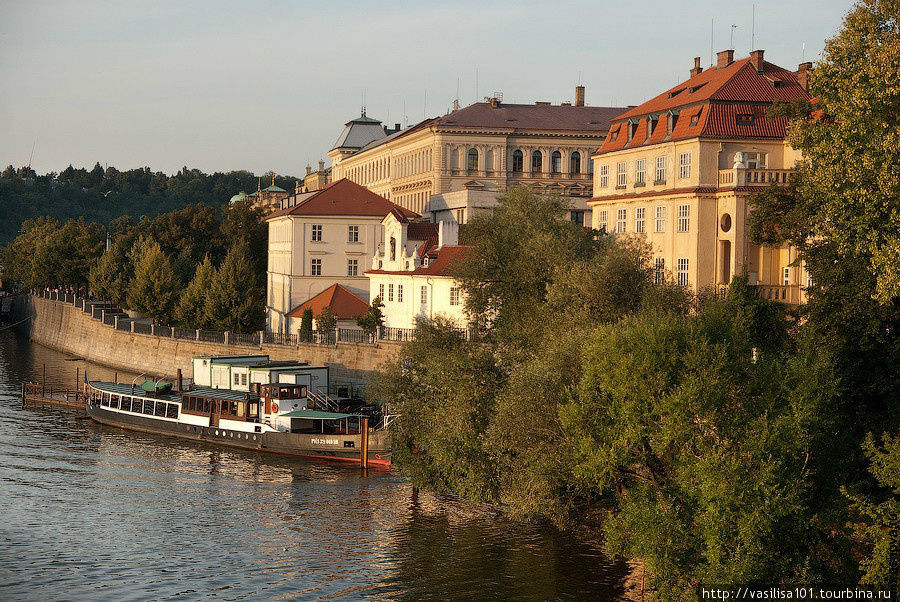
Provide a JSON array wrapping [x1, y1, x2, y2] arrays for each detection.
[[403, 100, 407, 128], [456, 77, 460, 105], [424, 89, 427, 119], [801, 42, 806, 62], [361, 89, 366, 116], [751, 4, 756, 50], [475, 67, 478, 103], [27, 141, 35, 171], [710, 18, 714, 66], [730, 24, 738, 51]]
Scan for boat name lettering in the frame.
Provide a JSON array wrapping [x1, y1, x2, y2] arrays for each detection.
[[311, 438, 340, 446]]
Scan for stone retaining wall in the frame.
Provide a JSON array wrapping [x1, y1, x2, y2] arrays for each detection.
[[27, 295, 401, 385]]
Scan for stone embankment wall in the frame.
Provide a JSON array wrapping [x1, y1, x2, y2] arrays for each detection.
[[26, 296, 401, 384]]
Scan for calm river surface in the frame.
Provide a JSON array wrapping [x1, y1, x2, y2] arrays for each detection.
[[0, 329, 626, 600]]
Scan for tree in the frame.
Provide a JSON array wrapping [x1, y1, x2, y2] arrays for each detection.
[[174, 255, 215, 328], [316, 306, 337, 333], [357, 296, 384, 336], [749, 0, 900, 304], [300, 308, 313, 334], [89, 242, 130, 306], [220, 198, 267, 287], [204, 243, 264, 333], [125, 240, 181, 321]]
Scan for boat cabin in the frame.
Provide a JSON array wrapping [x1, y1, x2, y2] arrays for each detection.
[[277, 409, 363, 435], [258, 383, 308, 415]]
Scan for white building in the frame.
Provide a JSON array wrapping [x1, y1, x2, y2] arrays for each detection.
[[427, 188, 592, 227], [366, 211, 469, 331], [265, 178, 418, 335]]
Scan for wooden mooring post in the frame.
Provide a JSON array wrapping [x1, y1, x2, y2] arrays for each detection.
[[360, 417, 369, 469]]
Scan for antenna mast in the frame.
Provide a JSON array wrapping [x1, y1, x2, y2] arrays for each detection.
[[730, 24, 737, 51], [710, 18, 714, 66], [751, 4, 756, 49]]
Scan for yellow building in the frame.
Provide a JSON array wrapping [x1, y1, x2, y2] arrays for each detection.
[[328, 88, 625, 214], [589, 50, 813, 304]]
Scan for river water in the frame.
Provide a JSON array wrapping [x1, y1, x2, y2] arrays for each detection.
[[0, 329, 627, 600]]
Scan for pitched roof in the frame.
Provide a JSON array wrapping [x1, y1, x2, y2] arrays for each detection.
[[286, 284, 369, 319], [352, 102, 627, 156], [266, 178, 419, 219], [367, 245, 469, 278], [596, 54, 810, 154]]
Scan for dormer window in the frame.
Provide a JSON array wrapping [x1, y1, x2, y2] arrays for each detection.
[[690, 112, 700, 126], [736, 114, 754, 126], [610, 126, 620, 141], [648, 117, 658, 138], [668, 88, 685, 99], [668, 111, 679, 135], [689, 83, 706, 93], [627, 120, 638, 142]]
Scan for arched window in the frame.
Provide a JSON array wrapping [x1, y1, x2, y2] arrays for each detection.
[[512, 150, 523, 172], [390, 237, 396, 261], [551, 151, 562, 173], [467, 148, 479, 171], [531, 150, 543, 173], [570, 151, 581, 174]]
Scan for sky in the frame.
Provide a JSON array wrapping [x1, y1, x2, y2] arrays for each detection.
[[0, 0, 852, 178]]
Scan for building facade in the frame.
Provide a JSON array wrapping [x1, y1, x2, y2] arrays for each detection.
[[328, 88, 626, 214], [264, 178, 418, 334], [366, 212, 468, 331], [589, 50, 812, 303]]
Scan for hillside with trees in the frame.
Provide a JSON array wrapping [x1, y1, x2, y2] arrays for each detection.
[[0, 163, 296, 246]]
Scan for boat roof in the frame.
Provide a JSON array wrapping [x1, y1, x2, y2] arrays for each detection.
[[90, 381, 255, 403], [279, 409, 357, 420], [89, 381, 180, 402], [209, 357, 268, 366], [248, 361, 309, 370]]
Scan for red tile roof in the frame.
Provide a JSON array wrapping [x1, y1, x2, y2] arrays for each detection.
[[267, 178, 419, 219], [596, 55, 810, 155], [366, 245, 469, 278], [286, 284, 369, 319]]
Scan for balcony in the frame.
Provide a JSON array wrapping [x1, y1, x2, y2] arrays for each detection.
[[718, 168, 792, 188]]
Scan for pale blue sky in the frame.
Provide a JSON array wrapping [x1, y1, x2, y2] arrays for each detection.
[[0, 0, 852, 177]]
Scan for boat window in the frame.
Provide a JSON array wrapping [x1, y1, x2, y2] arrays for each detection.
[[110, 394, 119, 409], [165, 404, 178, 419], [121, 396, 132, 412], [237, 401, 246, 417], [230, 401, 238, 415], [143, 401, 155, 415], [154, 402, 166, 417], [132, 399, 143, 413], [101, 393, 109, 406]]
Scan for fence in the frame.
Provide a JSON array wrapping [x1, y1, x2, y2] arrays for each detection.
[[32, 288, 428, 348]]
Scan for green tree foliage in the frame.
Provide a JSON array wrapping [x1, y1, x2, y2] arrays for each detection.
[[221, 199, 268, 288], [749, 0, 900, 303], [316, 306, 337, 333], [300, 308, 314, 333], [1, 217, 104, 289], [204, 243, 264, 333], [125, 240, 181, 321], [0, 163, 295, 247], [174, 255, 216, 329], [89, 242, 131, 306], [357, 296, 385, 335]]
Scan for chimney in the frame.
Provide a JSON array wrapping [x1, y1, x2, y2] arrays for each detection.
[[318, 159, 325, 172], [797, 62, 813, 92], [490, 96, 499, 108], [575, 85, 585, 107], [394, 122, 401, 131], [438, 219, 459, 247], [452, 99, 460, 111], [716, 49, 735, 69], [749, 49, 765, 74], [690, 57, 703, 77]]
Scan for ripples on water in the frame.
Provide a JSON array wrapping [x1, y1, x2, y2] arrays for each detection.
[[0, 330, 626, 600]]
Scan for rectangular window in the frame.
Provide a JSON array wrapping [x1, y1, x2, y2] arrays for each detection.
[[450, 287, 461, 306], [616, 162, 626, 187], [311, 224, 323, 241], [420, 285, 427, 305], [677, 205, 690, 232], [616, 209, 627, 233], [347, 258, 358, 277], [745, 152, 767, 169], [783, 267, 790, 286], [655, 156, 666, 183], [348, 225, 359, 243], [597, 210, 609, 231], [655, 206, 666, 232], [388, 284, 394, 302], [635, 207, 645, 233], [635, 159, 646, 185], [677, 258, 689, 287], [310, 258, 321, 276], [654, 257, 665, 284], [379, 283, 385, 301], [397, 285, 403, 303], [233, 373, 239, 385], [599, 164, 609, 188], [678, 153, 691, 179], [241, 373, 247, 385]]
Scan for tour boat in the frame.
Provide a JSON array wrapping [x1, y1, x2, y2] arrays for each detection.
[[83, 376, 391, 467]]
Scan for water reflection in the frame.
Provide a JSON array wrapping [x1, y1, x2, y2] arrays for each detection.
[[0, 330, 625, 600]]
